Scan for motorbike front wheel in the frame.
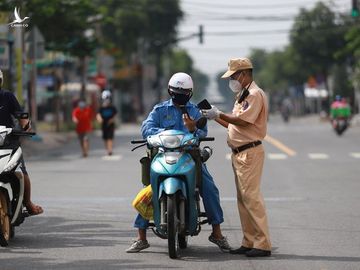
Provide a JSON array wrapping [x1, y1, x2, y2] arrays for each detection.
[[167, 194, 179, 259], [178, 235, 187, 249], [0, 190, 10, 246]]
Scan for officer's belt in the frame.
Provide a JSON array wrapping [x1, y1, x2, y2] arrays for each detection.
[[231, 141, 262, 154]]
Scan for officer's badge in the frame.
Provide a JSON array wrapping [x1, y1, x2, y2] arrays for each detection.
[[242, 101, 249, 110]]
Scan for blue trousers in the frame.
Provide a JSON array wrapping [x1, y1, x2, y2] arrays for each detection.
[[134, 164, 224, 229]]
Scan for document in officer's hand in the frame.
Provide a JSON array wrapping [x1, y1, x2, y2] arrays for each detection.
[[197, 99, 212, 110]]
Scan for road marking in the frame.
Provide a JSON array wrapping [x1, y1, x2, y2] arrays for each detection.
[[265, 135, 296, 157], [222, 197, 305, 202], [308, 153, 329, 159], [268, 153, 288, 160], [101, 155, 122, 161], [226, 153, 288, 160], [350, 152, 360, 158]]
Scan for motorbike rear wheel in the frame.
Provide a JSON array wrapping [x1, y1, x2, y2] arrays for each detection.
[[167, 194, 179, 259], [0, 190, 10, 246]]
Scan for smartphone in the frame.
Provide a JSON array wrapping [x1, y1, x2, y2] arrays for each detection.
[[197, 99, 212, 110]]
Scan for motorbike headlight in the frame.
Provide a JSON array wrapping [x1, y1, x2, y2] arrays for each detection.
[[148, 136, 161, 147], [0, 131, 7, 146], [160, 135, 184, 149]]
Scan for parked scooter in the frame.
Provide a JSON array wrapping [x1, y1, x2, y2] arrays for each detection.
[[0, 122, 35, 246], [131, 120, 214, 259]]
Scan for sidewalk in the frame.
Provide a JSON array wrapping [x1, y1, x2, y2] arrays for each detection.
[[21, 131, 77, 158], [21, 123, 142, 157]]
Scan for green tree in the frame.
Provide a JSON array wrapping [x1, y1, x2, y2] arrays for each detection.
[[290, 2, 346, 89], [100, 0, 183, 58]]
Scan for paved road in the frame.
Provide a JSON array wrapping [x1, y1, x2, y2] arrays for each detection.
[[1, 115, 360, 270]]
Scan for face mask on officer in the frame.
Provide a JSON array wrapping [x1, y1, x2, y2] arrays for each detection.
[[229, 71, 245, 93], [169, 90, 192, 106]]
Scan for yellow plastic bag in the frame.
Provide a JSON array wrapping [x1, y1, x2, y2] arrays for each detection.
[[132, 185, 153, 220]]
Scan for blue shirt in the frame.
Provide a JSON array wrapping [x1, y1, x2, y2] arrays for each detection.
[[141, 99, 207, 139]]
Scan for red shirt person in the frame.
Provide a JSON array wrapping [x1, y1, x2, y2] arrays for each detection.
[[72, 100, 94, 157]]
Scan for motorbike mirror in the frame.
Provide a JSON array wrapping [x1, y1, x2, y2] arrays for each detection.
[[196, 117, 207, 129]]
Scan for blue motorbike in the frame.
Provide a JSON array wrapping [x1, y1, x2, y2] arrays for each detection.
[[131, 128, 214, 259]]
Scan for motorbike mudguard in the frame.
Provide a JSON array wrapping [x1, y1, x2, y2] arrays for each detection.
[[159, 177, 187, 199], [0, 183, 13, 201]]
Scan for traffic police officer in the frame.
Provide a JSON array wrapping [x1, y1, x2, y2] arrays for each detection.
[[202, 58, 271, 257]]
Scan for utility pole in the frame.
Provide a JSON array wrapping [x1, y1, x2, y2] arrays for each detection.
[[198, 25, 204, 44]]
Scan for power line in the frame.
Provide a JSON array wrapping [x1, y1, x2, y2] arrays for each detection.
[[181, 0, 348, 10], [179, 22, 355, 37]]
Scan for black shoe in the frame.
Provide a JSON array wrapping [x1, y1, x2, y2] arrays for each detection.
[[245, 248, 271, 257], [230, 246, 252, 254]]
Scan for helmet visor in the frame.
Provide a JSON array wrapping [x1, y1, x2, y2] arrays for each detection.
[[168, 86, 192, 95]]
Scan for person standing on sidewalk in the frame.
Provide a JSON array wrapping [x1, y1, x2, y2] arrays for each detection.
[[201, 58, 271, 257], [0, 69, 43, 216], [72, 99, 94, 157], [96, 90, 117, 156]]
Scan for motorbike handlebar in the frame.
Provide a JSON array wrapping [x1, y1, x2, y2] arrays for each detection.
[[131, 139, 147, 144], [199, 137, 215, 142], [11, 131, 36, 137]]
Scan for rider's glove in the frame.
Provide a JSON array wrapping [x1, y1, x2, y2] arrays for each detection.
[[201, 105, 221, 120]]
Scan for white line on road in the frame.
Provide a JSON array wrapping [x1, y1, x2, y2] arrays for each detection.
[[227, 153, 289, 160], [265, 135, 296, 156], [350, 152, 360, 158], [101, 155, 122, 161], [38, 196, 306, 203], [222, 197, 306, 202], [308, 153, 329, 159], [268, 153, 288, 160]]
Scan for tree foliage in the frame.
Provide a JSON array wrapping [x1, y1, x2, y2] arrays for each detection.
[[216, 1, 357, 103], [18, 0, 98, 57], [290, 2, 346, 84], [100, 0, 183, 59]]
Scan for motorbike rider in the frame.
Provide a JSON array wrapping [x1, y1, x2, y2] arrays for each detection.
[[0, 69, 43, 216], [330, 95, 351, 128], [126, 72, 231, 253]]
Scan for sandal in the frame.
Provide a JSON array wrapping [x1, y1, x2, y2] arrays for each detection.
[[26, 204, 44, 216]]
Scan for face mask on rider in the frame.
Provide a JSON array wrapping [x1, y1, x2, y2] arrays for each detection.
[[170, 91, 192, 106], [229, 71, 244, 93]]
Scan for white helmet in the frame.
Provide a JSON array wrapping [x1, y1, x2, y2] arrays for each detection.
[[101, 89, 112, 100], [0, 69, 3, 87], [168, 72, 193, 94]]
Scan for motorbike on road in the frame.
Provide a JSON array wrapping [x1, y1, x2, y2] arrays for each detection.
[[0, 124, 35, 246], [131, 123, 214, 259], [332, 117, 349, 136]]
